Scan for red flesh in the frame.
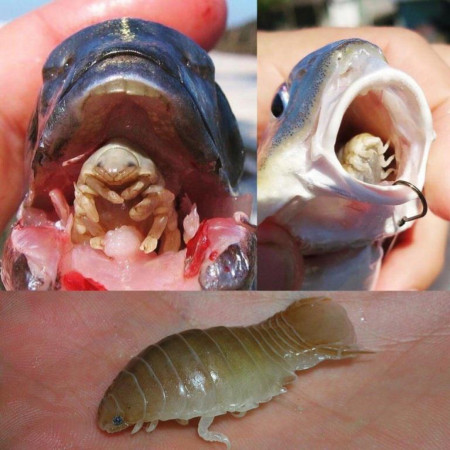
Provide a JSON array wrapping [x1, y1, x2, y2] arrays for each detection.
[[62, 271, 107, 290], [184, 221, 211, 277]]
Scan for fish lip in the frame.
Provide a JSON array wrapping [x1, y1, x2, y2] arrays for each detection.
[[59, 49, 173, 102], [2, 20, 252, 291], [199, 233, 256, 290], [314, 67, 433, 205], [42, 52, 218, 160]]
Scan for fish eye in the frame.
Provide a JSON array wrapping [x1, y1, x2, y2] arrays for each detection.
[[64, 56, 74, 69], [112, 415, 124, 426], [271, 84, 289, 118]]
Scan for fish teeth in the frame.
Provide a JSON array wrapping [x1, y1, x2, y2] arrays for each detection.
[[105, 79, 126, 94], [125, 81, 147, 96], [91, 79, 150, 96]]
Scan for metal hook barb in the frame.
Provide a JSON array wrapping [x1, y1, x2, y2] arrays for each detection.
[[393, 180, 428, 226]]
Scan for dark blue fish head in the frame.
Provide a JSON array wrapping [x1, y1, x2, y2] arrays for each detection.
[[28, 18, 243, 213]]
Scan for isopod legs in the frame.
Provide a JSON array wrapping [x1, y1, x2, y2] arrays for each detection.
[[131, 420, 144, 434], [198, 416, 231, 449], [146, 421, 158, 433]]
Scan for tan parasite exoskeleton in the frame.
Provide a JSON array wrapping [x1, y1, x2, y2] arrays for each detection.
[[72, 139, 181, 254], [337, 132, 396, 184]]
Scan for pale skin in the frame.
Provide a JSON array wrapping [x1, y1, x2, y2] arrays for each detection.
[[1, 292, 449, 449], [258, 28, 450, 290]]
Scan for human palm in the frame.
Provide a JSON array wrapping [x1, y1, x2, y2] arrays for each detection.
[[1, 292, 449, 449]]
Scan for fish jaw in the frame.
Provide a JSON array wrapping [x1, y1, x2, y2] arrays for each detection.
[[1, 207, 255, 291], [258, 39, 434, 254], [301, 243, 383, 290]]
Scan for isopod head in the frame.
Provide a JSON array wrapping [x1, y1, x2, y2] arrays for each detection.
[[98, 369, 147, 433], [98, 393, 130, 433]]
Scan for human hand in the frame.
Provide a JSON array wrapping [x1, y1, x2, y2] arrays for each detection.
[[0, 0, 226, 233], [257, 28, 450, 290], [1, 292, 449, 449]]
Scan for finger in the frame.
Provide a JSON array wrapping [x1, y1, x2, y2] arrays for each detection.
[[258, 28, 450, 219], [375, 211, 448, 290], [432, 43, 450, 66], [0, 0, 226, 231]]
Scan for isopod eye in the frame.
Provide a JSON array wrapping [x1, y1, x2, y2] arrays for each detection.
[[271, 84, 289, 118], [112, 415, 124, 426]]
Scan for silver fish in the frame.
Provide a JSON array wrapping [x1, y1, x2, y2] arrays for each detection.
[[258, 39, 434, 290]]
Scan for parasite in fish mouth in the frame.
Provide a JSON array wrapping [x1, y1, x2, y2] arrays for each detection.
[[257, 38, 434, 290], [72, 139, 181, 255], [337, 133, 395, 184], [97, 297, 369, 448], [1, 19, 256, 291]]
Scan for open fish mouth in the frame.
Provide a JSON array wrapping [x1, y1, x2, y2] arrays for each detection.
[[1, 19, 255, 291], [319, 65, 431, 195], [257, 39, 433, 289]]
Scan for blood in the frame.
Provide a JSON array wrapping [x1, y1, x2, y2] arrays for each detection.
[[62, 271, 107, 291], [184, 221, 210, 278]]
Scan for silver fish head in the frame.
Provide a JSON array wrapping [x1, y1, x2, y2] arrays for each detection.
[[257, 39, 434, 289], [258, 38, 433, 250]]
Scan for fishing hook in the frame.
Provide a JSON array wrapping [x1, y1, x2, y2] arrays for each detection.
[[394, 180, 428, 227]]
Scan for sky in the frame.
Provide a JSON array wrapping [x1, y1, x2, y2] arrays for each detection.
[[0, 0, 256, 27], [228, 0, 256, 27]]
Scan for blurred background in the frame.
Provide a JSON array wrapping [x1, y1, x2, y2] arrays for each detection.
[[258, 0, 450, 43], [1, 1, 449, 289]]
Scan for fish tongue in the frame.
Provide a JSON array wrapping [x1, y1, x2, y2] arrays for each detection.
[[103, 226, 144, 260]]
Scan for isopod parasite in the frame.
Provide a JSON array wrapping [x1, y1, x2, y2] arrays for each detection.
[[98, 297, 369, 448]]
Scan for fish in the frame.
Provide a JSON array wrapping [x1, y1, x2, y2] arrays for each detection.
[[257, 39, 434, 290], [97, 297, 367, 448], [1, 18, 255, 291]]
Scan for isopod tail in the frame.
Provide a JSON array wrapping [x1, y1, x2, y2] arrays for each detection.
[[260, 297, 366, 371]]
